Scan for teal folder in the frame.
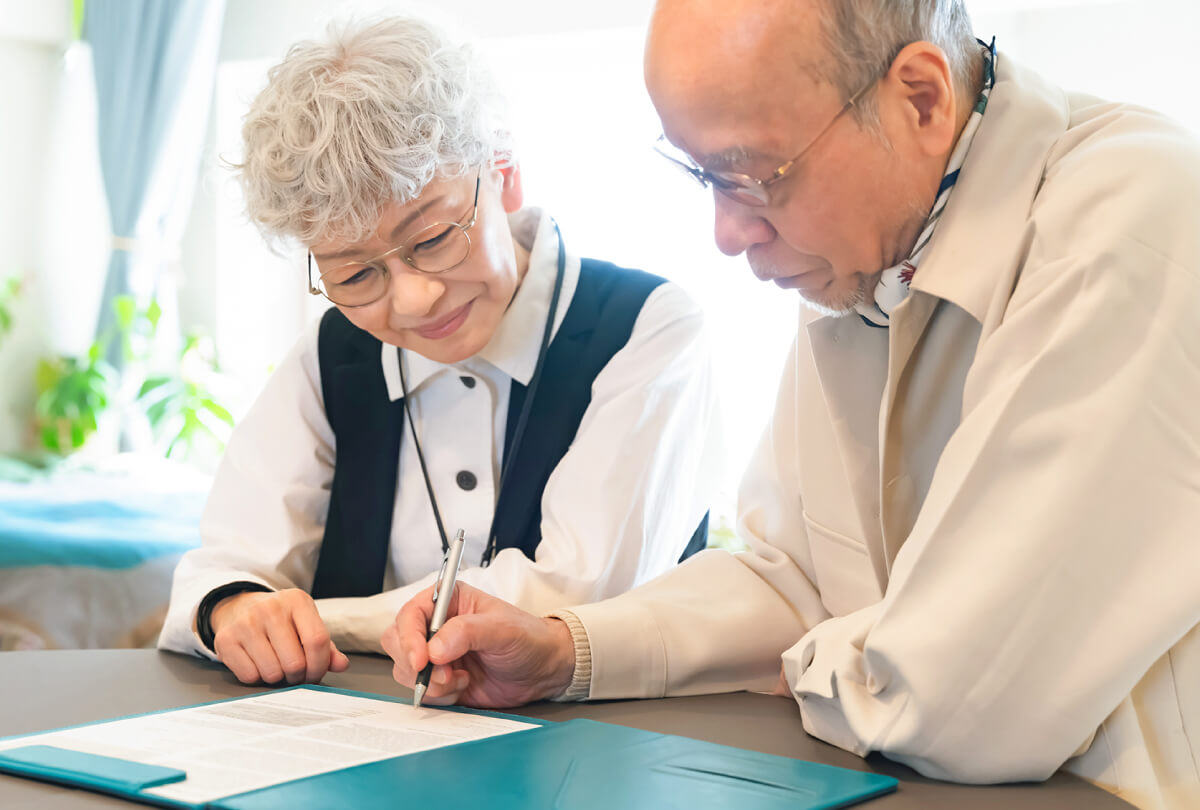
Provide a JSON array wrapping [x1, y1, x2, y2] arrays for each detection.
[[0, 687, 897, 809], [0, 745, 186, 792], [211, 719, 897, 810]]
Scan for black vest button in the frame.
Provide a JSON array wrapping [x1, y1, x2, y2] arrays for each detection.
[[456, 470, 477, 490], [460, 376, 476, 388]]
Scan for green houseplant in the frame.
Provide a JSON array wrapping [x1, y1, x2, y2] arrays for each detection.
[[137, 333, 235, 461], [30, 295, 159, 453], [33, 343, 117, 452], [0, 275, 19, 346], [30, 293, 236, 463]]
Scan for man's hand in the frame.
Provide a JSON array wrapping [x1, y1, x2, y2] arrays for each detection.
[[381, 583, 575, 709], [210, 588, 349, 685]]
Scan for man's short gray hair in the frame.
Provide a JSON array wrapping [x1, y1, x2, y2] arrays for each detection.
[[813, 0, 978, 127], [237, 16, 511, 247]]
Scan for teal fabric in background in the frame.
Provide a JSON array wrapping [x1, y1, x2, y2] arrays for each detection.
[[0, 495, 201, 569], [0, 458, 210, 648]]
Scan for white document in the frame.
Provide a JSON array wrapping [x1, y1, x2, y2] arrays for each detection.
[[0, 687, 538, 804]]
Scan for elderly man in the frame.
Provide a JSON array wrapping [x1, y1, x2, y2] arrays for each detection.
[[382, 2, 1200, 808]]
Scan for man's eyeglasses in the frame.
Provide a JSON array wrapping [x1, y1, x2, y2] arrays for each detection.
[[653, 81, 874, 207], [308, 171, 482, 308]]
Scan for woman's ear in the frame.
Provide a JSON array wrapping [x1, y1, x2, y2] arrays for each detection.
[[498, 161, 524, 213]]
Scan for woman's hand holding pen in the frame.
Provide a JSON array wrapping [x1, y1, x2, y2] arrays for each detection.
[[210, 589, 350, 685], [382, 582, 575, 709]]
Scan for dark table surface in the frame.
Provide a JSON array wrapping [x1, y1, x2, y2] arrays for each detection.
[[0, 650, 1131, 809]]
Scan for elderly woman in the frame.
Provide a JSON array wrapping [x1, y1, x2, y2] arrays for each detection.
[[157, 16, 720, 685]]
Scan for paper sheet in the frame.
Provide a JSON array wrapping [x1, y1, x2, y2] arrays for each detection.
[[0, 688, 538, 804]]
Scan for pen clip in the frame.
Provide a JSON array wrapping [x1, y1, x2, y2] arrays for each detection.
[[431, 529, 465, 604], [431, 548, 451, 603]]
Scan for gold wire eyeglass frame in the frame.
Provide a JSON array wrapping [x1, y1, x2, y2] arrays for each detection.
[[307, 171, 482, 308], [654, 80, 875, 207]]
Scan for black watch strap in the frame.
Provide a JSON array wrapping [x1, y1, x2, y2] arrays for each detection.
[[196, 581, 273, 653]]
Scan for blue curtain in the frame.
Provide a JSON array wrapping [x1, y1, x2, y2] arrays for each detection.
[[86, 0, 226, 365]]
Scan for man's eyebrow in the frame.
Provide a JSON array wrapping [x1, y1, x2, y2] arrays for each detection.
[[696, 145, 763, 172], [311, 193, 447, 261]]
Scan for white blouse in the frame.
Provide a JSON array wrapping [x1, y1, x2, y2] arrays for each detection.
[[159, 210, 723, 657]]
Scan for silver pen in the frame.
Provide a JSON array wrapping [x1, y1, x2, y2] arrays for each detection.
[[413, 529, 466, 708]]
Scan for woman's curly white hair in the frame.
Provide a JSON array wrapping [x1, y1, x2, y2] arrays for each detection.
[[236, 16, 511, 247]]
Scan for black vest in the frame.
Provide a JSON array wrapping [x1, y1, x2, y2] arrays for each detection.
[[310, 259, 709, 599]]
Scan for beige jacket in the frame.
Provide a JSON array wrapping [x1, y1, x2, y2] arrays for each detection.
[[568, 55, 1200, 810]]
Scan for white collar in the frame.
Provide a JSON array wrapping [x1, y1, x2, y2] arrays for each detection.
[[381, 208, 581, 401]]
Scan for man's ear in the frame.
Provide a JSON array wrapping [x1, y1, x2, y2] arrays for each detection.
[[881, 41, 959, 157], [498, 160, 524, 213]]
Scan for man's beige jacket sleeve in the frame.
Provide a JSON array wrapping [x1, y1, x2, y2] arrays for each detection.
[[570, 338, 831, 697]]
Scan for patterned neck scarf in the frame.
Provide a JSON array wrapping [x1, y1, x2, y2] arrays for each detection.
[[855, 38, 997, 328]]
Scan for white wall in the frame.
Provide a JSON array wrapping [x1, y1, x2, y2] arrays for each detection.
[[973, 2, 1200, 135], [0, 2, 73, 453], [217, 0, 655, 63], [0, 1, 71, 44]]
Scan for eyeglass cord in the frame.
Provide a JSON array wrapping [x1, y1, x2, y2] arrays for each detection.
[[397, 360, 452, 554], [396, 222, 566, 567]]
